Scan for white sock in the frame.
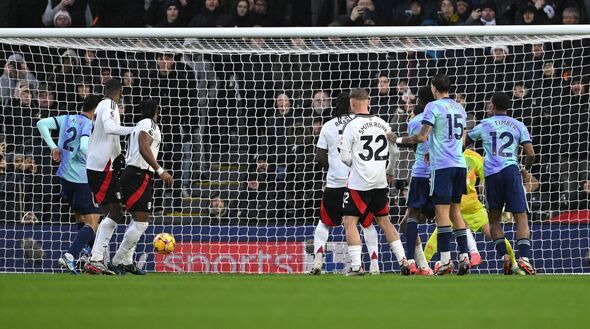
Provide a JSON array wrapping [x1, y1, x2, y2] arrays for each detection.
[[348, 245, 362, 271], [313, 222, 329, 267], [112, 221, 149, 265], [415, 244, 429, 269], [361, 224, 379, 263], [466, 228, 478, 253], [441, 251, 451, 265], [90, 217, 117, 262], [389, 239, 406, 265]]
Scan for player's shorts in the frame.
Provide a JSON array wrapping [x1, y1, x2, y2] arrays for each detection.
[[485, 165, 528, 213], [462, 207, 488, 233], [407, 176, 435, 218], [343, 188, 389, 218], [121, 166, 155, 213], [59, 178, 100, 215], [320, 187, 373, 228], [430, 167, 467, 205], [87, 169, 122, 206]]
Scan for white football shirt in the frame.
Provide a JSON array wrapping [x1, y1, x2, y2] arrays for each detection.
[[126, 118, 162, 172], [339, 114, 392, 190], [316, 114, 356, 188], [86, 98, 134, 171]]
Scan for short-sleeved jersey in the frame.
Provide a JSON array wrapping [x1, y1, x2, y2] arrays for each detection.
[[317, 114, 356, 188], [467, 114, 531, 177], [408, 113, 430, 178], [126, 118, 162, 172], [461, 149, 485, 214], [54, 114, 93, 184], [86, 98, 123, 172], [422, 98, 467, 170], [340, 114, 391, 190]]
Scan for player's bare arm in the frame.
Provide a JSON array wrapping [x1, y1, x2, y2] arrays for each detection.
[[386, 124, 431, 145], [315, 147, 329, 169], [522, 143, 535, 172], [138, 131, 172, 187]]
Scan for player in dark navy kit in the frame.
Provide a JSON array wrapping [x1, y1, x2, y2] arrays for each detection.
[[465, 92, 536, 275]]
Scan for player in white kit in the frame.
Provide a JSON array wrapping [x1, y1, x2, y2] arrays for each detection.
[[310, 93, 381, 275], [339, 89, 408, 276]]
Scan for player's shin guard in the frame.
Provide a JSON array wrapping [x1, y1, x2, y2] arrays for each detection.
[[112, 221, 149, 266], [361, 224, 379, 272], [313, 222, 329, 267], [454, 228, 470, 256], [89, 217, 117, 262], [516, 238, 532, 260], [415, 244, 429, 269], [438, 226, 452, 264], [405, 218, 418, 260], [348, 245, 362, 271], [67, 225, 95, 258]]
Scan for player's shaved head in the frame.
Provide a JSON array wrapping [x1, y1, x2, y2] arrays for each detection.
[[349, 89, 369, 114], [83, 94, 102, 113], [104, 79, 122, 99], [491, 91, 511, 112], [431, 74, 451, 93]]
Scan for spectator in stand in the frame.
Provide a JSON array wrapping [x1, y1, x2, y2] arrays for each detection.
[[3, 151, 43, 223], [531, 0, 558, 24], [312, 118, 323, 137], [251, 0, 272, 26], [519, 3, 543, 24], [267, 92, 295, 174], [156, 1, 184, 27], [231, 0, 254, 27], [121, 69, 143, 123], [1, 54, 38, 106], [465, 0, 500, 25], [436, 0, 461, 25], [47, 49, 79, 105], [89, 0, 145, 27], [206, 192, 238, 224], [310, 90, 331, 120], [74, 76, 91, 106], [338, 0, 380, 26], [456, 0, 472, 23], [370, 73, 398, 123], [568, 180, 590, 210], [237, 173, 277, 221], [52, 9, 72, 27], [556, 77, 590, 158], [36, 83, 58, 118], [404, 0, 426, 25], [189, 0, 231, 27], [562, 6, 581, 24], [42, 0, 93, 27]]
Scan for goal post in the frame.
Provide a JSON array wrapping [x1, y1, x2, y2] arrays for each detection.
[[0, 26, 588, 274]]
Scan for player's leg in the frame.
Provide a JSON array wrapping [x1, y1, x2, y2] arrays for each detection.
[[449, 167, 470, 275], [369, 188, 407, 272], [463, 208, 487, 267], [430, 168, 455, 274], [343, 215, 363, 275], [506, 166, 535, 274], [311, 221, 330, 274], [111, 212, 149, 275], [482, 223, 517, 268], [361, 220, 380, 275], [310, 188, 341, 274]]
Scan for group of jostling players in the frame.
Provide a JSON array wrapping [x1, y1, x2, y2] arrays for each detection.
[[37, 79, 172, 275], [311, 74, 536, 276]]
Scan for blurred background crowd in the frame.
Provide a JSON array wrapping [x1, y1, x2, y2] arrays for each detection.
[[0, 0, 588, 226]]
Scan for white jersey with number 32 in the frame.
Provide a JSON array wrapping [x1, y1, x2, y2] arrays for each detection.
[[339, 114, 392, 191], [316, 114, 355, 188], [126, 118, 162, 172]]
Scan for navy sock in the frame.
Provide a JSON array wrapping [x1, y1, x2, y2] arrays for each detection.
[[454, 228, 469, 254], [494, 238, 508, 257], [67, 225, 95, 258], [406, 218, 418, 259], [517, 238, 532, 259], [438, 226, 453, 253]]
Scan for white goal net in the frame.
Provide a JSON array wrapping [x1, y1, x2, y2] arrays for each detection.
[[0, 27, 588, 274]]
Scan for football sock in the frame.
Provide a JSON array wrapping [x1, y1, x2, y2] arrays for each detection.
[[113, 221, 149, 266], [494, 237, 508, 258], [505, 238, 517, 266], [466, 228, 478, 253], [67, 224, 95, 258], [415, 244, 429, 269], [517, 238, 532, 259], [424, 227, 438, 261], [389, 239, 406, 265], [454, 228, 469, 255], [348, 245, 362, 271], [313, 222, 329, 267], [438, 226, 452, 264], [405, 218, 418, 260], [89, 217, 117, 262], [362, 224, 379, 267]]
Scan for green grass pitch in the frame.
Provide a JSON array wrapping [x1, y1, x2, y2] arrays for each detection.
[[0, 274, 588, 329]]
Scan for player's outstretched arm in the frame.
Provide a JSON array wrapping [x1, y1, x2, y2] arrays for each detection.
[[138, 131, 172, 187], [101, 109, 135, 136], [386, 124, 431, 146], [36, 117, 62, 162]]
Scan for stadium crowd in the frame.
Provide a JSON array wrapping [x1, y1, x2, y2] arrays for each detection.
[[0, 0, 589, 225]]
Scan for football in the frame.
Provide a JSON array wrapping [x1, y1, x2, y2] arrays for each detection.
[[153, 233, 176, 254]]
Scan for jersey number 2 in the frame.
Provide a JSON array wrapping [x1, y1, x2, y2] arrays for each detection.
[[63, 127, 77, 152], [359, 135, 388, 161]]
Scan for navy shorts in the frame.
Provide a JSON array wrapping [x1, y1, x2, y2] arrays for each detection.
[[320, 187, 373, 228], [60, 178, 101, 215], [407, 176, 435, 218], [430, 167, 467, 205], [485, 165, 528, 213]]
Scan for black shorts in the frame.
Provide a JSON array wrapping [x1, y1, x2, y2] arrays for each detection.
[[60, 178, 100, 215], [320, 187, 373, 228], [87, 169, 122, 206], [121, 166, 154, 213], [343, 188, 389, 218]]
